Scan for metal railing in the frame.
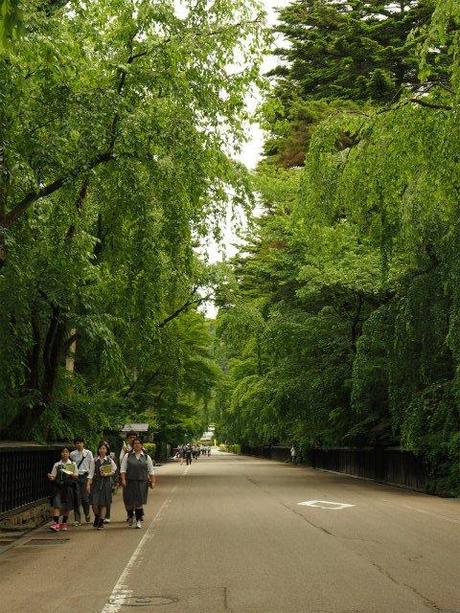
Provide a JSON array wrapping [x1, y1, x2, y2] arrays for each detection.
[[309, 447, 427, 491], [241, 445, 428, 491], [0, 445, 64, 516]]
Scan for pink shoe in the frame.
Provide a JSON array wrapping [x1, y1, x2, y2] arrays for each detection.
[[59, 523, 68, 531], [49, 523, 60, 532]]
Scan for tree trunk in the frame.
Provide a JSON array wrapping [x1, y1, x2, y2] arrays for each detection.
[[41, 305, 67, 402]]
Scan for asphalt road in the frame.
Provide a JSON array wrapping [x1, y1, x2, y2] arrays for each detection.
[[0, 450, 459, 613]]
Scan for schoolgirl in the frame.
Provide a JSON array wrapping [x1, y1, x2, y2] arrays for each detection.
[[120, 437, 155, 528], [87, 441, 117, 530], [47, 446, 77, 532]]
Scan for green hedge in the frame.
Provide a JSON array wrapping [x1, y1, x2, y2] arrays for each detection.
[[220, 444, 241, 454]]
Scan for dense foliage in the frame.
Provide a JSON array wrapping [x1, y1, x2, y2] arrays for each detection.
[[0, 0, 264, 445], [214, 0, 460, 495]]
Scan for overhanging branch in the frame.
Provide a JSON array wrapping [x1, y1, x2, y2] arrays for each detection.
[[5, 150, 112, 228], [159, 293, 212, 328]]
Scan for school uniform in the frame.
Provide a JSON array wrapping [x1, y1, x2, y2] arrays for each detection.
[[69, 448, 93, 522], [121, 450, 155, 508], [88, 456, 117, 507], [50, 459, 77, 512]]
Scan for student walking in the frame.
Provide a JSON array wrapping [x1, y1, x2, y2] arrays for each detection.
[[70, 437, 93, 526], [120, 437, 156, 529], [47, 447, 77, 532], [87, 441, 117, 530], [120, 430, 136, 519], [119, 430, 136, 464], [185, 444, 193, 465], [103, 444, 117, 524]]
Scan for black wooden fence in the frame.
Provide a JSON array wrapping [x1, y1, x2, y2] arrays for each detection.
[[0, 445, 64, 516], [241, 445, 427, 491]]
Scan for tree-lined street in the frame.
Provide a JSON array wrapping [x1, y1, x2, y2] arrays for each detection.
[[1, 451, 459, 613]]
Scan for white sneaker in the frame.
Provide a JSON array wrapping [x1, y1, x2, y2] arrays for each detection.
[[104, 518, 111, 523], [135, 520, 142, 529]]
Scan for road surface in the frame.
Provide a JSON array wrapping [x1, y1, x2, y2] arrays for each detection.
[[0, 450, 459, 613]]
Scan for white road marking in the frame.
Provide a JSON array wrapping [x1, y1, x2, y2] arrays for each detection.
[[298, 500, 355, 510], [101, 464, 189, 613]]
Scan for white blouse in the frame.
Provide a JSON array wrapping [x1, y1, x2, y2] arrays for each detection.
[[69, 449, 94, 475], [50, 459, 77, 478], [120, 451, 155, 476], [88, 456, 117, 479]]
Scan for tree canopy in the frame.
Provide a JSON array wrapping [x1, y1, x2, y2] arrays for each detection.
[[214, 0, 460, 495], [0, 0, 264, 446]]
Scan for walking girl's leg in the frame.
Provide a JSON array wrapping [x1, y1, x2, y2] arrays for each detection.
[[97, 505, 107, 529], [60, 507, 70, 531], [135, 507, 143, 528], [81, 476, 91, 522], [50, 507, 61, 531], [92, 504, 100, 527]]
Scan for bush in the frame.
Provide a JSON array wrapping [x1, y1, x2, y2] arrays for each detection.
[[220, 444, 241, 454], [143, 442, 156, 459]]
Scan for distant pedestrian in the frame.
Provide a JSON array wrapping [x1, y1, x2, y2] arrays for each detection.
[[290, 446, 297, 464], [47, 446, 78, 532], [87, 441, 117, 530], [120, 437, 156, 529], [70, 437, 93, 526], [185, 444, 193, 465]]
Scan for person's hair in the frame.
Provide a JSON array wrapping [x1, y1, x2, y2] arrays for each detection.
[[74, 437, 84, 444], [97, 441, 110, 455], [61, 446, 71, 454], [132, 437, 143, 446]]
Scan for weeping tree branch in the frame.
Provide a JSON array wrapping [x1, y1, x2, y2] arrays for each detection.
[[3, 14, 262, 231], [4, 150, 112, 228], [3, 29, 137, 230], [158, 292, 212, 328]]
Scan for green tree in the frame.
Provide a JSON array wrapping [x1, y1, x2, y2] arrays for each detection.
[[214, 0, 460, 494], [0, 0, 264, 441]]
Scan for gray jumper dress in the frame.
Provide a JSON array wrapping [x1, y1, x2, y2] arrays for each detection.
[[51, 464, 75, 512], [123, 452, 149, 508], [90, 457, 113, 507]]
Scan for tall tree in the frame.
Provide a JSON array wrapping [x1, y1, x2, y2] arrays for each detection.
[[0, 0, 264, 439]]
